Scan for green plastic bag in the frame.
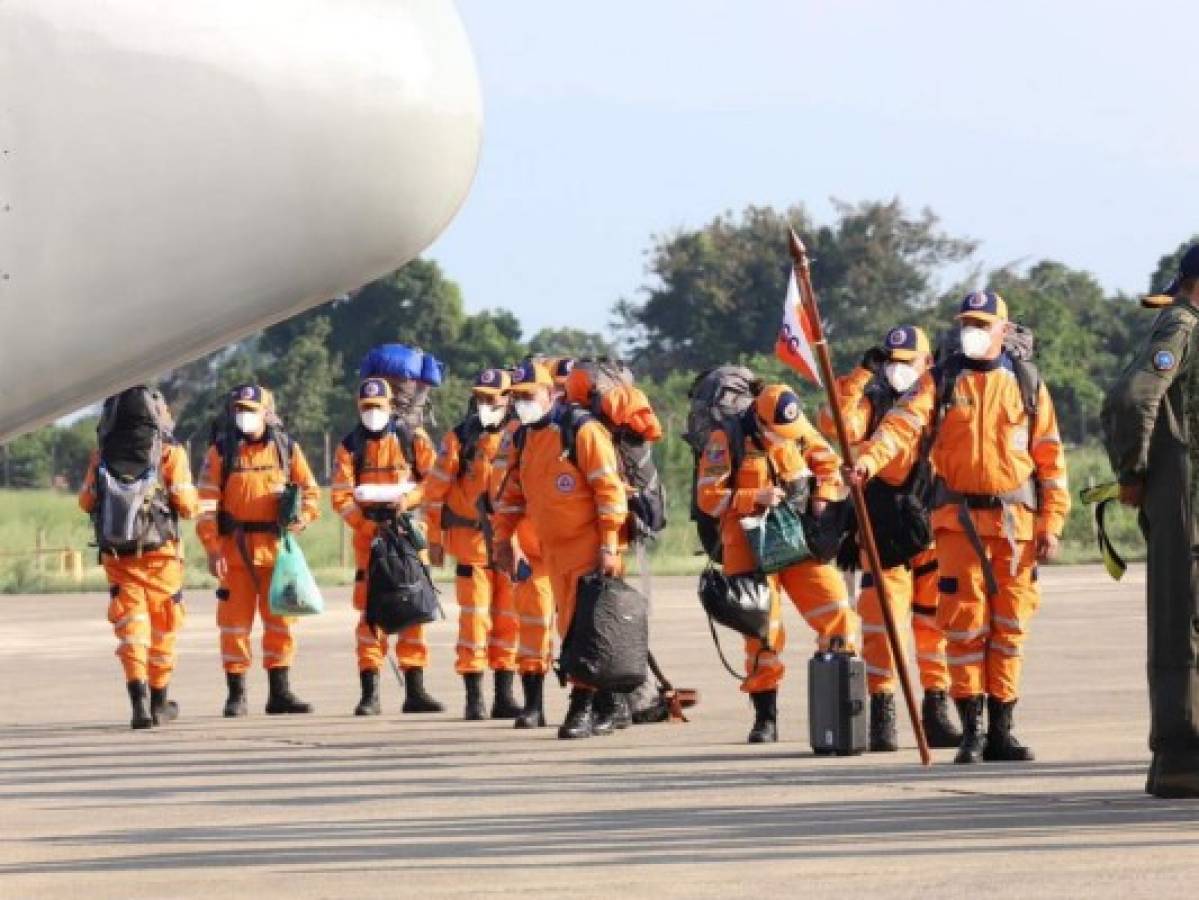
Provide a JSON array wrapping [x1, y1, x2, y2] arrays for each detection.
[[742, 501, 813, 574], [269, 533, 325, 616]]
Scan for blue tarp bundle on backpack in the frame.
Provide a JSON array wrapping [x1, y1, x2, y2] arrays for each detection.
[[359, 344, 444, 386]]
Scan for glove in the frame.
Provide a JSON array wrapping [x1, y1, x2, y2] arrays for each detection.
[[860, 346, 887, 374]]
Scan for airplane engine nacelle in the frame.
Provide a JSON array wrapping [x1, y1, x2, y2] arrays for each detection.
[[0, 0, 482, 441]]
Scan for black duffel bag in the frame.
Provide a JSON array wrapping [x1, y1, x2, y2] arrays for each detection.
[[365, 521, 443, 634], [559, 573, 649, 691], [698, 566, 771, 642]]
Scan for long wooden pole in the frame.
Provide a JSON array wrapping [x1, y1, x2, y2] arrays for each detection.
[[788, 227, 932, 766]]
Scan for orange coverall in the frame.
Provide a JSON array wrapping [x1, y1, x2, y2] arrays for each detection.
[[425, 427, 517, 675], [492, 408, 628, 661], [858, 358, 1070, 701], [329, 426, 436, 672], [819, 367, 949, 695], [79, 444, 199, 688], [696, 415, 858, 693], [196, 438, 320, 674]]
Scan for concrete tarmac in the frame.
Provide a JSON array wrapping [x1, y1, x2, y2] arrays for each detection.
[[1, 565, 1195, 898]]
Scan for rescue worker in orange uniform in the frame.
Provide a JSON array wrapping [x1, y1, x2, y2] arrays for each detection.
[[425, 368, 522, 720], [492, 360, 629, 740], [850, 292, 1070, 763], [79, 387, 199, 730], [697, 384, 859, 744], [197, 384, 321, 717], [330, 377, 445, 716], [819, 326, 961, 752]]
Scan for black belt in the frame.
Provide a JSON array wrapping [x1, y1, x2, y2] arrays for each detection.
[[217, 511, 281, 536]]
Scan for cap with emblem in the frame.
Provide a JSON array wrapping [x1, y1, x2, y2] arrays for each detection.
[[357, 377, 393, 410], [883, 325, 930, 362], [231, 383, 265, 412], [472, 367, 511, 398], [956, 291, 1009, 323], [509, 360, 554, 395], [754, 383, 806, 440]]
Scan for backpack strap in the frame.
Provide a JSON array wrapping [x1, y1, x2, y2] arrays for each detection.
[[557, 406, 596, 471], [1011, 358, 1041, 428]]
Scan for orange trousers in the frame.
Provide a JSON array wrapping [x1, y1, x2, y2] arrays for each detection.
[[217, 564, 295, 674], [104, 555, 185, 688], [352, 547, 428, 671], [858, 545, 949, 694], [742, 559, 858, 694], [453, 563, 517, 674], [514, 555, 555, 674], [935, 529, 1039, 702]]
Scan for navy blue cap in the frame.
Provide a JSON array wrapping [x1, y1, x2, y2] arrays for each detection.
[[1162, 244, 1199, 296]]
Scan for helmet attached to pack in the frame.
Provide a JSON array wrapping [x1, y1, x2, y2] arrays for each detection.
[[359, 344, 444, 429]]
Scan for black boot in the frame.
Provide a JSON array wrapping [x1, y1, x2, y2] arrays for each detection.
[[223, 672, 248, 718], [463, 672, 486, 721], [354, 669, 381, 716], [127, 681, 153, 730], [983, 696, 1035, 762], [558, 688, 596, 739], [921, 690, 963, 748], [953, 695, 986, 764], [490, 670, 522, 719], [747, 690, 778, 744], [1147, 751, 1199, 799], [150, 684, 179, 726], [514, 672, 546, 729], [265, 667, 313, 715], [869, 693, 898, 752], [591, 691, 618, 737], [612, 693, 633, 730], [402, 667, 445, 713]]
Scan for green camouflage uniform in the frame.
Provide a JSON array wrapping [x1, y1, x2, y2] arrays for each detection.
[[1102, 297, 1199, 786]]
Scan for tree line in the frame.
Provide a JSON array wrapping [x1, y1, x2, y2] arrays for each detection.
[[3, 198, 1193, 490]]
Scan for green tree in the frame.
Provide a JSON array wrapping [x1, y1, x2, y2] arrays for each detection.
[[528, 327, 615, 359], [264, 316, 342, 438]]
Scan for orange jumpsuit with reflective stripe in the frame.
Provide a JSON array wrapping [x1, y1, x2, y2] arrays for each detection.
[[858, 356, 1070, 701], [329, 426, 436, 672], [493, 408, 628, 666], [196, 438, 320, 674], [696, 415, 858, 693], [79, 444, 198, 687], [425, 426, 517, 675], [819, 367, 949, 694]]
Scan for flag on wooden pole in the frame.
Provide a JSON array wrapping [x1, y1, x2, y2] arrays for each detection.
[[775, 269, 822, 385]]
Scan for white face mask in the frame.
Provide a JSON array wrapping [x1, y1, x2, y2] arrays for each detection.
[[883, 361, 919, 394], [478, 403, 506, 429], [514, 398, 546, 425], [960, 325, 993, 360], [235, 411, 264, 437], [360, 408, 390, 433]]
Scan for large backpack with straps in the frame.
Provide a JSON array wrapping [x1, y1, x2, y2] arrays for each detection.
[[92, 387, 179, 556], [342, 417, 421, 483], [683, 366, 763, 563]]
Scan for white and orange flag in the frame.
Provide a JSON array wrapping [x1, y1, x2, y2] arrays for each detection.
[[774, 268, 822, 386]]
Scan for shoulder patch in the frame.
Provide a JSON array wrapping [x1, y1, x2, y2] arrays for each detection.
[[1153, 349, 1177, 372]]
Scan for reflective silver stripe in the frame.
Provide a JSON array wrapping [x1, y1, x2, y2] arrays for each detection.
[[1040, 477, 1069, 491], [992, 614, 1023, 631], [805, 599, 851, 619], [518, 643, 549, 656], [916, 652, 946, 664], [912, 613, 938, 626], [488, 639, 516, 649], [879, 433, 901, 454], [865, 663, 894, 678], [219, 626, 250, 635], [988, 640, 1022, 657], [357, 634, 380, 646], [262, 651, 282, 660], [169, 483, 194, 494], [117, 638, 150, 648], [429, 469, 453, 482], [330, 482, 354, 491], [426, 501, 445, 510], [198, 511, 217, 522], [597, 503, 627, 516], [496, 504, 525, 515], [493, 610, 519, 621], [861, 623, 887, 635], [946, 651, 986, 665], [197, 480, 218, 491], [456, 640, 487, 651], [222, 653, 248, 663], [518, 615, 551, 626], [887, 407, 923, 430], [457, 603, 483, 613], [710, 495, 732, 517], [587, 466, 617, 481], [149, 654, 173, 665], [945, 626, 989, 642], [696, 476, 722, 487], [112, 613, 150, 629], [264, 623, 290, 634]]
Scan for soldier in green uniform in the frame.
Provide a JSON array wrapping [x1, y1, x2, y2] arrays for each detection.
[[1102, 244, 1199, 799]]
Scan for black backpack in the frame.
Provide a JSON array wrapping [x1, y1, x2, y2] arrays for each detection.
[[365, 521, 443, 634], [558, 573, 649, 691]]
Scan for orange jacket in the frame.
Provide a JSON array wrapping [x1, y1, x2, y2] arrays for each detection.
[[696, 414, 843, 575], [79, 443, 200, 560], [818, 366, 920, 487], [329, 425, 436, 553], [196, 436, 320, 568], [490, 421, 543, 560], [492, 406, 628, 554], [857, 357, 1070, 540], [424, 425, 503, 564]]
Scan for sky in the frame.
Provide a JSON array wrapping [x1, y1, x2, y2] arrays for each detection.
[[427, 0, 1199, 338]]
